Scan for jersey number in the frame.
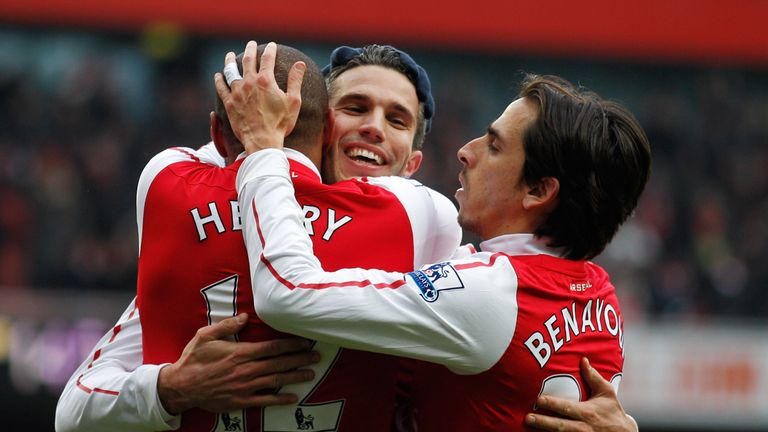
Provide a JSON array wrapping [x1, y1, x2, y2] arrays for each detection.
[[262, 342, 344, 432], [201, 276, 246, 432], [536, 373, 622, 408], [202, 276, 345, 432]]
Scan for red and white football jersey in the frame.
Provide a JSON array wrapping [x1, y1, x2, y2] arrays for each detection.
[[56, 144, 461, 432], [239, 150, 625, 431]]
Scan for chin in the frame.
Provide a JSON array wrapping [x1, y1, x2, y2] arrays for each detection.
[[457, 213, 471, 231]]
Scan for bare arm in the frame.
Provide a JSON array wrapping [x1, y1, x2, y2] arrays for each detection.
[[525, 357, 638, 432]]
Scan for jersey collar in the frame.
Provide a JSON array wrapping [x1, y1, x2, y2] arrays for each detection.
[[236, 148, 322, 181], [479, 233, 566, 258], [284, 148, 322, 180]]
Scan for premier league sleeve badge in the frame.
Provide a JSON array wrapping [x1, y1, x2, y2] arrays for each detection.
[[406, 262, 465, 302]]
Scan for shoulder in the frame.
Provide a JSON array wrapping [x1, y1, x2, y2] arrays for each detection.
[[361, 176, 457, 215], [138, 146, 229, 206], [141, 147, 205, 183]]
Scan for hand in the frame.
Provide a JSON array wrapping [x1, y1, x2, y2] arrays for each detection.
[[213, 41, 305, 154], [525, 357, 638, 432], [157, 313, 320, 414]]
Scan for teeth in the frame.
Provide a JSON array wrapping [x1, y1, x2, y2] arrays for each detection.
[[346, 147, 383, 165]]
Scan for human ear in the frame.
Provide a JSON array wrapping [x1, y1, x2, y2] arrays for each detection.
[[401, 150, 423, 178], [210, 112, 228, 158], [522, 177, 559, 210]]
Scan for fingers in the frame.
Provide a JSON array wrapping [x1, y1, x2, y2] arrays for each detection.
[[526, 413, 586, 432], [535, 395, 582, 421], [241, 40, 258, 79], [258, 42, 277, 83], [245, 368, 316, 393], [236, 392, 300, 408], [237, 349, 321, 379], [236, 338, 314, 361], [287, 61, 305, 97], [284, 61, 306, 136], [224, 50, 236, 68], [214, 72, 231, 101], [198, 313, 249, 341], [222, 52, 241, 87], [581, 357, 615, 396]]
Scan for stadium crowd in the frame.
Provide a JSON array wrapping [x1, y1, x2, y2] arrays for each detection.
[[1, 29, 767, 321]]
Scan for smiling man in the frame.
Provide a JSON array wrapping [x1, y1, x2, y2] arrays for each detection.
[[321, 45, 433, 181]]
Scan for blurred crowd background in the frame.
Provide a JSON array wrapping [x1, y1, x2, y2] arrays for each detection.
[[2, 28, 767, 321], [1, 3, 767, 429]]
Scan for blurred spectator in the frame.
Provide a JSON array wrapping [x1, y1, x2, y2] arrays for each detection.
[[0, 29, 766, 322]]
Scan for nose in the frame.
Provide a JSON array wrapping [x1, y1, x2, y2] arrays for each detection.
[[457, 138, 478, 167], [359, 111, 385, 142]]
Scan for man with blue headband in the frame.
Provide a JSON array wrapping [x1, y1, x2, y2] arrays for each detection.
[[320, 44, 435, 182]]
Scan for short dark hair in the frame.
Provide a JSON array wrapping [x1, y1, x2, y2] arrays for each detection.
[[214, 44, 328, 153], [324, 45, 428, 151], [520, 74, 651, 260]]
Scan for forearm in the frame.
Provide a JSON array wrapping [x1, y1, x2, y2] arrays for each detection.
[[55, 299, 178, 431], [56, 363, 176, 432], [237, 150, 512, 374]]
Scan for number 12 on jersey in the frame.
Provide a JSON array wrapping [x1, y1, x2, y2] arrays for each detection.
[[202, 275, 346, 431]]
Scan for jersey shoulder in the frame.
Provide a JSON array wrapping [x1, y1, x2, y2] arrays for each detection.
[[507, 254, 615, 298]]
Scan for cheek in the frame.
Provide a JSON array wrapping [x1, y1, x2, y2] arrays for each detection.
[[390, 132, 414, 156], [333, 115, 359, 139], [479, 166, 514, 201]]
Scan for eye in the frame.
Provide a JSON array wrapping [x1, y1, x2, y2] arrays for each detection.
[[341, 105, 365, 114], [388, 116, 408, 129], [488, 138, 500, 153]]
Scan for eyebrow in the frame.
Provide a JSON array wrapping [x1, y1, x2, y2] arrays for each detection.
[[337, 92, 416, 123], [487, 126, 501, 140]]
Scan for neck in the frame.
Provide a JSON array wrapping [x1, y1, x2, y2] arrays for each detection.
[[286, 136, 323, 173]]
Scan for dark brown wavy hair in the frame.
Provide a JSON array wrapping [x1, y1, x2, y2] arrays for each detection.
[[520, 74, 651, 260]]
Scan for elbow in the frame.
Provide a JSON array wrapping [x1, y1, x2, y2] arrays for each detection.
[[443, 335, 502, 376], [446, 351, 492, 376], [252, 291, 295, 332]]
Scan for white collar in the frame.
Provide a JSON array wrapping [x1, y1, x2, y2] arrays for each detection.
[[283, 148, 322, 179], [236, 148, 321, 180], [479, 233, 565, 258]]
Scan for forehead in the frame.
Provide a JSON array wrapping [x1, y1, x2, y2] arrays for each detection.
[[331, 65, 419, 112], [492, 97, 538, 144]]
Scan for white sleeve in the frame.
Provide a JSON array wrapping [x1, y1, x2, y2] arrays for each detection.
[[237, 150, 518, 375], [426, 188, 463, 262], [55, 298, 180, 432]]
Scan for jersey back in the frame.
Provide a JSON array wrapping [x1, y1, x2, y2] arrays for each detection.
[[137, 151, 427, 431], [410, 254, 624, 431]]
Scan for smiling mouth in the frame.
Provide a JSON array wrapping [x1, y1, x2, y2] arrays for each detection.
[[345, 147, 384, 166]]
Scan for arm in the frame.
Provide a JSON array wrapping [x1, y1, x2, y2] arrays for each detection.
[[56, 300, 321, 432], [525, 357, 638, 432], [217, 41, 512, 374], [237, 149, 517, 374], [156, 314, 320, 414], [55, 298, 177, 432]]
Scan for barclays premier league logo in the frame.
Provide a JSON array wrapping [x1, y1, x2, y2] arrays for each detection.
[[408, 262, 464, 302]]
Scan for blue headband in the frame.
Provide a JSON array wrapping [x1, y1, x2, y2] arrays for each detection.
[[322, 45, 434, 133]]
